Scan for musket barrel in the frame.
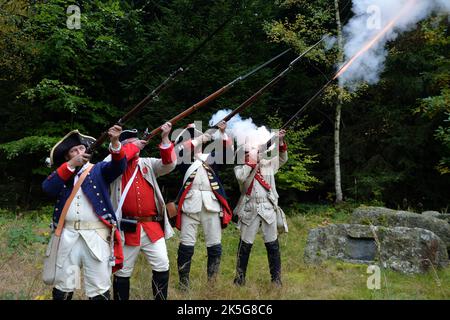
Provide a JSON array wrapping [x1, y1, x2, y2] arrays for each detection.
[[213, 38, 326, 127], [85, 15, 232, 154], [142, 49, 293, 142], [144, 86, 230, 141]]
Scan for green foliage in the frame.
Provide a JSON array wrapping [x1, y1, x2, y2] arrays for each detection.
[[0, 0, 449, 210], [418, 88, 450, 174], [413, 16, 450, 175], [0, 136, 58, 160], [2, 206, 449, 300], [6, 223, 47, 252], [264, 0, 335, 64], [267, 114, 319, 192]]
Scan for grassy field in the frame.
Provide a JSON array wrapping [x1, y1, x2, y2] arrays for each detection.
[[0, 203, 449, 300]]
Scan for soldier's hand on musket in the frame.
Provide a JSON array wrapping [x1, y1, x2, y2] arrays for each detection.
[[108, 125, 122, 149], [277, 129, 286, 142], [247, 148, 259, 165], [161, 122, 172, 145], [68, 153, 91, 168], [217, 120, 227, 133]]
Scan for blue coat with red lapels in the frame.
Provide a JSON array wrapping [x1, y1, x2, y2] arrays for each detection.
[[42, 149, 127, 271]]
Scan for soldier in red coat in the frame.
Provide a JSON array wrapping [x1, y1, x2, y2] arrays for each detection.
[[108, 123, 176, 300]]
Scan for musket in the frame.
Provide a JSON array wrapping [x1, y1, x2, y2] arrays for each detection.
[[141, 48, 292, 142], [85, 15, 232, 153], [263, 58, 349, 149], [211, 37, 325, 127]]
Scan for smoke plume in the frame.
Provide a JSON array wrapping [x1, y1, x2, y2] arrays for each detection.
[[209, 109, 273, 149], [339, 0, 450, 88]]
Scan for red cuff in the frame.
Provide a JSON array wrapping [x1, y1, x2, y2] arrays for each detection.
[[279, 142, 287, 153], [182, 140, 194, 151], [159, 142, 176, 165], [123, 143, 140, 161], [245, 162, 257, 169], [56, 163, 76, 181], [223, 137, 233, 148], [111, 147, 126, 161]]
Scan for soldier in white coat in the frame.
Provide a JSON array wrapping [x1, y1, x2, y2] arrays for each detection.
[[233, 129, 288, 286], [174, 121, 233, 290]]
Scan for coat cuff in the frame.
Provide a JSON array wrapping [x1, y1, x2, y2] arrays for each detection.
[[181, 140, 194, 151], [56, 162, 76, 181], [159, 142, 176, 165], [123, 143, 140, 161], [245, 161, 257, 169], [109, 143, 125, 161], [279, 142, 287, 153], [223, 135, 233, 148]]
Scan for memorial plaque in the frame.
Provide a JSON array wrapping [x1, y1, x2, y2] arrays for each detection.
[[345, 236, 376, 261]]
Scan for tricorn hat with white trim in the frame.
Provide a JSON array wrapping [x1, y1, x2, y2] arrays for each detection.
[[119, 129, 139, 142], [48, 130, 96, 167]]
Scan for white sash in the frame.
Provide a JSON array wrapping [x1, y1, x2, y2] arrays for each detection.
[[115, 165, 139, 224], [182, 153, 209, 185]]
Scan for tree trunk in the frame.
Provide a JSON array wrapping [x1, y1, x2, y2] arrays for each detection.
[[334, 0, 344, 203]]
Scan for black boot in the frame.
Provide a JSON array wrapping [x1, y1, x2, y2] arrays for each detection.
[[233, 239, 252, 286], [52, 288, 73, 300], [207, 244, 222, 281], [177, 244, 194, 290], [89, 290, 110, 300], [265, 239, 282, 286], [152, 270, 169, 300], [113, 276, 130, 300]]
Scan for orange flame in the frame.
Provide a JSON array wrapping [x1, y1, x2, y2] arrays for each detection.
[[333, 0, 416, 81]]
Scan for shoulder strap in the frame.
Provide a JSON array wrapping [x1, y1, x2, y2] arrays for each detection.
[[182, 159, 203, 185], [115, 164, 139, 222], [55, 164, 94, 237]]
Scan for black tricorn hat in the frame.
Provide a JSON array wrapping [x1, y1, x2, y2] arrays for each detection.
[[49, 130, 96, 167], [119, 129, 139, 142]]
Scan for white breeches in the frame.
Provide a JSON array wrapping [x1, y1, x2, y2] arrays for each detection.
[[180, 206, 222, 247], [115, 226, 169, 277], [54, 236, 111, 298], [239, 215, 278, 244]]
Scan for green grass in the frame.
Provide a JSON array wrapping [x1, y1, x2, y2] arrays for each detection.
[[0, 204, 449, 300]]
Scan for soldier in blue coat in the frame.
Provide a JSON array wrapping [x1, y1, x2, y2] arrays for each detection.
[[42, 125, 127, 300]]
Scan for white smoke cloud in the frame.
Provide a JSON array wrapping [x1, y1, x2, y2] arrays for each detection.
[[209, 109, 273, 150], [322, 34, 337, 51], [339, 0, 450, 88]]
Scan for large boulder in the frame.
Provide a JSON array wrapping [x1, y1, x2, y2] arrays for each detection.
[[422, 211, 450, 224], [352, 207, 450, 251], [304, 224, 448, 274]]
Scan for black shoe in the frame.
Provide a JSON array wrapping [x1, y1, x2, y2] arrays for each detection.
[[152, 270, 169, 300], [89, 290, 110, 300], [265, 239, 282, 286], [177, 244, 195, 290], [52, 288, 73, 300], [233, 239, 252, 286], [113, 276, 130, 300], [207, 244, 222, 281]]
